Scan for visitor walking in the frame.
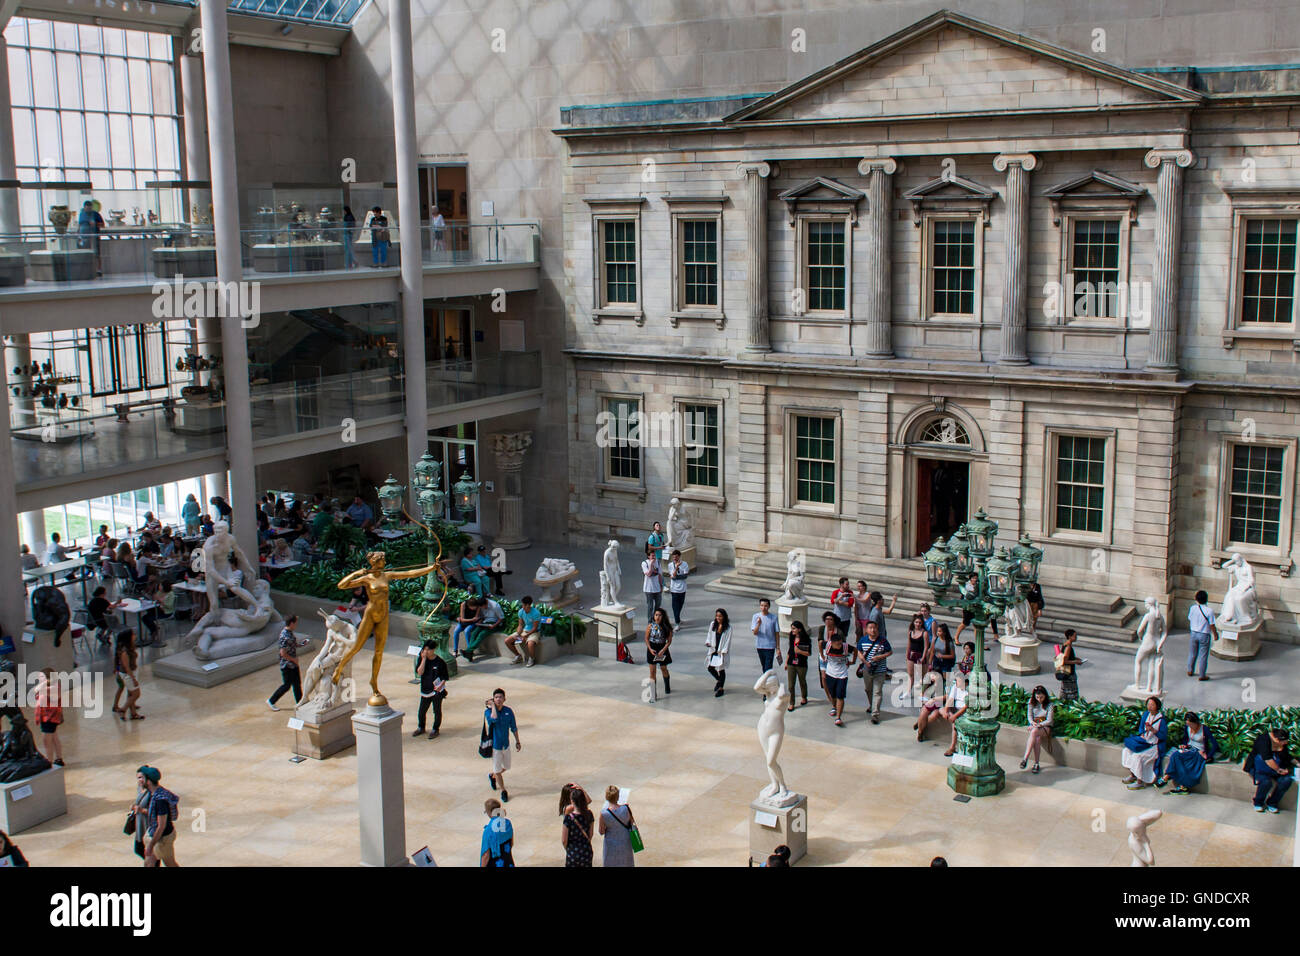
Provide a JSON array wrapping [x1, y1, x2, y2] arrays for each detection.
[[413, 639, 449, 739], [775, 620, 808, 711], [823, 629, 857, 727], [1026, 581, 1045, 627], [1054, 629, 1081, 701], [33, 669, 64, 767], [666, 549, 689, 625], [751, 598, 779, 672], [480, 798, 514, 866], [369, 206, 390, 266], [831, 577, 855, 637], [865, 590, 897, 641], [561, 786, 595, 867], [266, 615, 307, 710], [853, 580, 872, 639], [705, 608, 731, 697], [1120, 696, 1168, 790], [1187, 590, 1218, 681], [646, 521, 666, 565], [505, 595, 543, 666], [485, 688, 521, 801], [1164, 712, 1217, 794], [645, 607, 673, 699], [857, 618, 892, 724], [1246, 728, 1296, 813], [598, 786, 637, 867], [181, 494, 201, 536], [642, 543, 663, 625], [1020, 685, 1054, 773], [113, 628, 144, 720], [818, 611, 839, 698], [134, 765, 180, 867]]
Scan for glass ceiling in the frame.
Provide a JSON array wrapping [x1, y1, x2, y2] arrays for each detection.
[[222, 0, 365, 26]]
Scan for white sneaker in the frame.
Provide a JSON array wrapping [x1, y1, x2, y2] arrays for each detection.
[[266, 699, 280, 711], [525, 659, 535, 667], [509, 657, 523, 665]]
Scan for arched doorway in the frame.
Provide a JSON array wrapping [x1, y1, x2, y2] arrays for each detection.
[[902, 410, 980, 556]]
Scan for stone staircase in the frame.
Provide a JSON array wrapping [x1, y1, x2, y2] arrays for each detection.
[[704, 551, 1139, 650]]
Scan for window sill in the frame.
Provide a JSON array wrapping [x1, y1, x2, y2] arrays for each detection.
[[770, 504, 841, 520], [668, 310, 725, 329], [593, 308, 644, 326], [1211, 548, 1295, 577], [1221, 327, 1300, 350], [596, 481, 647, 503], [672, 488, 726, 510], [1045, 530, 1113, 550]]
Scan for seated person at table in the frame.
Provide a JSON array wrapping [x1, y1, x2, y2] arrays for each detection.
[[273, 498, 288, 521], [138, 577, 164, 644], [94, 525, 111, 550], [139, 535, 161, 559], [346, 495, 374, 530], [291, 532, 313, 563], [45, 531, 77, 564], [20, 544, 39, 570], [158, 529, 177, 558], [257, 513, 273, 548], [116, 543, 148, 585], [269, 538, 293, 564], [142, 511, 162, 534], [200, 514, 215, 537], [100, 538, 118, 574], [260, 495, 276, 520], [286, 501, 305, 531], [86, 586, 117, 644]]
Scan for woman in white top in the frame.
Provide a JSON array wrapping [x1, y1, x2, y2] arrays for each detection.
[[705, 608, 731, 698], [822, 630, 858, 727], [641, 543, 663, 626], [1020, 685, 1054, 774], [852, 580, 871, 639], [1120, 696, 1167, 790], [666, 549, 689, 626]]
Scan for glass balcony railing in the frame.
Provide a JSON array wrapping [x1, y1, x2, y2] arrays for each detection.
[[250, 364, 404, 442], [0, 222, 539, 292], [425, 352, 542, 410]]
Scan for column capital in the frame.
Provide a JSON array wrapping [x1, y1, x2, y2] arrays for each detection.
[[737, 161, 774, 178], [1143, 148, 1194, 169], [490, 430, 534, 471], [993, 152, 1038, 173], [857, 157, 899, 176]]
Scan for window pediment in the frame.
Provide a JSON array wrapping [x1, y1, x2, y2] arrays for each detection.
[[1044, 170, 1146, 225], [902, 175, 996, 226], [778, 177, 865, 225]]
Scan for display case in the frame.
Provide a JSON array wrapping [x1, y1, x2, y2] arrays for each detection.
[[244, 183, 348, 273], [147, 180, 216, 279], [8, 328, 94, 444], [147, 180, 213, 228], [21, 181, 96, 281]]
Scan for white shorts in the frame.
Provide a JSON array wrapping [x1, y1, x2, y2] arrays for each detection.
[[492, 747, 512, 774]]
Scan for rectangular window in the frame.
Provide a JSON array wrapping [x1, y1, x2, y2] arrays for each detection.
[[605, 397, 640, 482], [601, 220, 637, 306], [1055, 434, 1106, 534], [806, 221, 846, 311], [682, 403, 719, 489], [1070, 219, 1121, 318], [1241, 218, 1297, 324], [680, 220, 718, 307], [1229, 443, 1284, 547], [931, 219, 976, 315], [794, 415, 835, 505]]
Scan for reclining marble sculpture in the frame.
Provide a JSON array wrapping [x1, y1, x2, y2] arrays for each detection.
[[190, 579, 282, 660]]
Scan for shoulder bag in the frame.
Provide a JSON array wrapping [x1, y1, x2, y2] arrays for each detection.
[[609, 804, 644, 853], [478, 716, 493, 759]]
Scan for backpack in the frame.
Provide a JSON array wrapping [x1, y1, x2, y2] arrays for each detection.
[[616, 640, 634, 664], [154, 786, 180, 823]]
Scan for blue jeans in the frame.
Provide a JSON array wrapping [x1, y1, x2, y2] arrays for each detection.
[[757, 648, 776, 672], [1253, 756, 1294, 808], [1187, 632, 1211, 677], [452, 621, 476, 652], [372, 239, 389, 266], [644, 590, 661, 624]]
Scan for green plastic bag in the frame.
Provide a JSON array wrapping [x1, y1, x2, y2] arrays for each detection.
[[628, 825, 644, 853]]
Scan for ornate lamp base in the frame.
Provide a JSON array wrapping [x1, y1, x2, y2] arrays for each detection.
[[947, 713, 1005, 797]]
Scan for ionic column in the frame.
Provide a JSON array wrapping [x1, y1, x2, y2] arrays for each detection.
[[738, 162, 773, 351], [1143, 148, 1194, 372], [490, 431, 533, 550], [994, 153, 1037, 366], [856, 157, 898, 358]]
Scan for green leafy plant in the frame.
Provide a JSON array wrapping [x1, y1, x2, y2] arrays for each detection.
[[317, 522, 367, 567]]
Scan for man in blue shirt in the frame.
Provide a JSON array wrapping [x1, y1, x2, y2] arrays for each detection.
[[480, 798, 514, 866], [1187, 589, 1218, 681], [751, 598, 779, 672], [505, 595, 544, 667], [485, 688, 521, 801], [346, 495, 374, 530]]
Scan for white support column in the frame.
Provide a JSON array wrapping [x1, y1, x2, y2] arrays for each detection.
[[180, 45, 210, 183], [19, 511, 44, 554], [490, 431, 533, 549], [738, 162, 772, 352], [199, 0, 257, 562], [857, 157, 898, 358], [1144, 148, 1194, 372], [390, 0, 428, 490], [0, 362, 24, 641], [994, 153, 1037, 366], [0, 35, 18, 235]]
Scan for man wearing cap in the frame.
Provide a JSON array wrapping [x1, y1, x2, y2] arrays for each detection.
[[134, 765, 180, 867]]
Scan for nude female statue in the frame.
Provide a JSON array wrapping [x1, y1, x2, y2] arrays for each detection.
[[1127, 808, 1162, 867], [331, 551, 440, 707], [754, 669, 794, 805], [1132, 596, 1168, 694]]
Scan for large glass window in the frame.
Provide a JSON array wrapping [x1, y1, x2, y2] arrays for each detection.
[[805, 220, 846, 312], [680, 220, 718, 308], [604, 397, 641, 482], [601, 220, 637, 306], [1054, 435, 1106, 534], [1240, 218, 1298, 325], [931, 219, 977, 315], [1228, 443, 1284, 547], [794, 415, 835, 505], [682, 403, 720, 489], [1070, 219, 1121, 318], [5, 16, 181, 225]]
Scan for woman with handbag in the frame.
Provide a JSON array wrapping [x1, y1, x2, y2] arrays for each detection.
[[125, 777, 150, 861], [598, 785, 640, 867], [1120, 696, 1168, 790], [705, 608, 731, 698], [1055, 629, 1081, 702], [560, 785, 595, 867]]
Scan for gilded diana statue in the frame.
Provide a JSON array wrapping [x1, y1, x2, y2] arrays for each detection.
[[332, 550, 441, 707]]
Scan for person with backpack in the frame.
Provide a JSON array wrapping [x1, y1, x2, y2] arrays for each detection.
[[1186, 590, 1218, 681], [369, 206, 390, 267], [134, 765, 180, 867], [480, 798, 514, 867]]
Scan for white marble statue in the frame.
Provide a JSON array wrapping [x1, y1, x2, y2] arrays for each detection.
[[1127, 807, 1162, 867], [190, 579, 282, 660], [534, 557, 577, 582], [199, 520, 259, 612], [754, 669, 797, 806], [1219, 553, 1260, 628], [666, 497, 694, 551], [599, 539, 622, 608], [1001, 598, 1034, 642], [299, 610, 361, 715], [1131, 597, 1168, 694], [777, 549, 806, 604]]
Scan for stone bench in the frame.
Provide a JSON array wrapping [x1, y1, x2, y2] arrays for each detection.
[[996, 723, 1296, 808]]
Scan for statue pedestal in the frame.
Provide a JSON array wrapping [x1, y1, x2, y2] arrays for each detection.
[[352, 703, 409, 866], [997, 635, 1041, 675], [1120, 683, 1164, 702], [777, 599, 809, 634], [293, 701, 356, 759], [1212, 621, 1262, 661], [152, 631, 308, 688], [0, 766, 66, 835], [593, 604, 635, 643], [18, 628, 75, 674], [749, 794, 807, 865]]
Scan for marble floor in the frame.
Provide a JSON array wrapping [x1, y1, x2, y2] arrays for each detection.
[[13, 636, 1295, 867]]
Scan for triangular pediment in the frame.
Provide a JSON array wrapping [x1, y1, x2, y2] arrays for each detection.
[[902, 175, 997, 202], [777, 177, 866, 203], [725, 10, 1201, 125], [1043, 170, 1146, 201]]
